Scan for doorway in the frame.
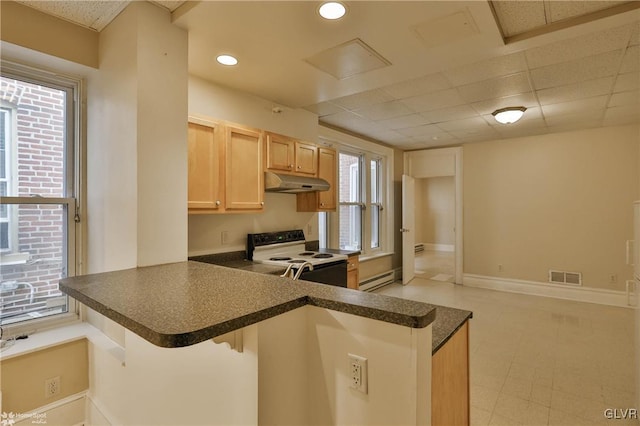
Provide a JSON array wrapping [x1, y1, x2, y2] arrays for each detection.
[[402, 147, 462, 285], [414, 176, 455, 282]]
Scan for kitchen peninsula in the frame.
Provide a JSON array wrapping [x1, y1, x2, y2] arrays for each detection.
[[59, 261, 458, 425]]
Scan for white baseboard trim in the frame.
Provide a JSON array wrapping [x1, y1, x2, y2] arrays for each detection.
[[421, 243, 454, 252], [86, 393, 119, 426], [13, 392, 86, 425], [463, 274, 633, 308]]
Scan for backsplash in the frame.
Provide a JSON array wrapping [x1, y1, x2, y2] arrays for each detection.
[[188, 192, 318, 256]]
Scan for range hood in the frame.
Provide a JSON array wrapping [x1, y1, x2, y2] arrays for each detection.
[[264, 171, 330, 193]]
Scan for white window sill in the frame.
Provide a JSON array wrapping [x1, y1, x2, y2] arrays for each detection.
[[0, 252, 30, 266], [0, 321, 125, 364], [359, 251, 394, 262]]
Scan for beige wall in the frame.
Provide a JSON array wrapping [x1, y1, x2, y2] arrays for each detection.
[[415, 177, 455, 245], [464, 124, 639, 290], [187, 76, 320, 255], [0, 1, 98, 68], [1, 339, 88, 414]]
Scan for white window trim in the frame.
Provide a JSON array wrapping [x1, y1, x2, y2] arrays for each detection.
[[0, 59, 85, 337], [319, 126, 394, 257]]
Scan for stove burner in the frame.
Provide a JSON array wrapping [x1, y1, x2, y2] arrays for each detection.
[[288, 259, 306, 263], [313, 253, 333, 259], [270, 257, 292, 261], [299, 252, 315, 256]]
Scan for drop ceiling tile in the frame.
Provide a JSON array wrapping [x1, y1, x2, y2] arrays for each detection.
[[541, 95, 609, 117], [547, 1, 628, 22], [446, 53, 528, 86], [375, 130, 408, 143], [457, 73, 531, 103], [630, 22, 640, 46], [321, 111, 366, 128], [400, 88, 466, 113], [603, 105, 640, 125], [544, 109, 604, 127], [609, 90, 640, 107], [614, 72, 640, 92], [495, 125, 550, 140], [530, 50, 623, 90], [619, 45, 640, 73], [376, 114, 430, 130], [490, 1, 547, 37], [16, 0, 129, 31], [396, 124, 444, 138], [305, 38, 391, 80], [437, 116, 492, 132], [331, 89, 394, 111], [303, 102, 346, 117], [412, 9, 480, 49], [421, 105, 479, 124], [525, 25, 632, 69], [536, 77, 615, 105], [382, 73, 451, 99], [149, 1, 186, 11], [471, 92, 538, 115], [355, 100, 413, 121]]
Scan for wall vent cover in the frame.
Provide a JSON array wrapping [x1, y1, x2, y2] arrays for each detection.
[[549, 270, 582, 286]]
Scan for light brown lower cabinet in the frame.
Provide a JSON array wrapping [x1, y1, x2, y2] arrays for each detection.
[[432, 320, 470, 426], [346, 255, 359, 290]]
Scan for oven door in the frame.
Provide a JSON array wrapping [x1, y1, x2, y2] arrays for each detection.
[[299, 260, 347, 287]]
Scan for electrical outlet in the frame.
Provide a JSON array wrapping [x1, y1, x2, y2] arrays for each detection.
[[609, 274, 618, 284], [348, 353, 368, 394], [45, 376, 60, 398]]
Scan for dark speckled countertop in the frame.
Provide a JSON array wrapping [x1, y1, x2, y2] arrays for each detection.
[[60, 261, 437, 349], [189, 251, 472, 354]]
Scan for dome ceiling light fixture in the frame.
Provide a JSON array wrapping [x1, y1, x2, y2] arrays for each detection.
[[216, 54, 238, 66], [492, 106, 527, 124], [319, 2, 347, 20]]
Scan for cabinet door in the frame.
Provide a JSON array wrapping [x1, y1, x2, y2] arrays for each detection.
[[347, 255, 359, 290], [317, 148, 336, 210], [295, 141, 317, 175], [188, 121, 223, 211], [226, 125, 264, 211], [266, 132, 294, 172]]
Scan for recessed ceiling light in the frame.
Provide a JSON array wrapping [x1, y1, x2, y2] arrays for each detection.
[[319, 2, 346, 20], [492, 106, 526, 124], [216, 54, 238, 66]]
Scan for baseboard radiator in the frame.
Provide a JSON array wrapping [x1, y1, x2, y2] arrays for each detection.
[[360, 270, 395, 292], [414, 243, 425, 254]]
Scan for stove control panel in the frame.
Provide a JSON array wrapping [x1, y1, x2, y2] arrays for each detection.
[[247, 229, 306, 259]]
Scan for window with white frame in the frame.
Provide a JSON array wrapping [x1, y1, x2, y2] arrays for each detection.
[[324, 149, 387, 256], [0, 61, 81, 331]]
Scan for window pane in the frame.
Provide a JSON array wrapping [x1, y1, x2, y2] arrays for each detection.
[[339, 205, 361, 250], [0, 204, 69, 325], [318, 212, 328, 249], [371, 205, 380, 249], [371, 159, 379, 203], [339, 153, 360, 203], [0, 76, 67, 197]]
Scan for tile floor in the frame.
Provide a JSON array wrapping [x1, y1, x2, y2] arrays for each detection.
[[376, 250, 639, 425]]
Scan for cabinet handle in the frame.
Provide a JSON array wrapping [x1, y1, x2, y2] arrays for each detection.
[[297, 166, 301, 169], [261, 201, 264, 206], [289, 164, 293, 168], [320, 203, 325, 207], [216, 200, 221, 206]]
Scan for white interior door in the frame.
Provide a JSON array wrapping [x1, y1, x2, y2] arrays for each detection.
[[402, 174, 415, 285]]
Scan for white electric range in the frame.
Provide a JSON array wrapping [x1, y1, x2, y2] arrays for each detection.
[[247, 230, 348, 287]]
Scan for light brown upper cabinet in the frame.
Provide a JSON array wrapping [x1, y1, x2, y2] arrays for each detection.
[[294, 141, 317, 175], [265, 132, 317, 176], [225, 124, 264, 211], [188, 118, 264, 214], [296, 147, 337, 212], [188, 120, 223, 212]]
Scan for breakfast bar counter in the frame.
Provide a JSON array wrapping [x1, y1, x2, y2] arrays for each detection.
[[59, 261, 437, 348]]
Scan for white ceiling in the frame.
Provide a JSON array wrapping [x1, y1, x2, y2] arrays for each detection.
[[16, 0, 640, 150]]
